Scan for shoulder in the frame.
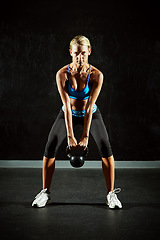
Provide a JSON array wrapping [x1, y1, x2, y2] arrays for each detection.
[[56, 65, 69, 87], [56, 65, 68, 79], [90, 65, 103, 84]]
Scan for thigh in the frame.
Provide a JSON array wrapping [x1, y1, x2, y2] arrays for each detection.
[[90, 108, 113, 158], [44, 109, 67, 158], [48, 109, 66, 141]]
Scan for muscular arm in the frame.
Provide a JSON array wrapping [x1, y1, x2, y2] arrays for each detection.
[[79, 71, 103, 148], [56, 69, 77, 148]]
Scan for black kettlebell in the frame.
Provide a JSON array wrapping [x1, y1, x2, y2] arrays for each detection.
[[66, 146, 89, 168]]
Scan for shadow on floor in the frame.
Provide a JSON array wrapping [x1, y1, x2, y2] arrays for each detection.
[[1, 201, 160, 210]]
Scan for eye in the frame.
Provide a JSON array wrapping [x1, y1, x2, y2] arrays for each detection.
[[82, 52, 86, 55]]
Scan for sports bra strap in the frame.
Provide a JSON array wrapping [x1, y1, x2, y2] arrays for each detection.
[[68, 64, 70, 74], [87, 64, 91, 83]]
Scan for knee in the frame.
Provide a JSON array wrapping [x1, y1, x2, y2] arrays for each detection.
[[43, 156, 55, 167], [44, 146, 55, 159], [107, 155, 114, 162], [43, 156, 55, 162], [102, 155, 114, 165]]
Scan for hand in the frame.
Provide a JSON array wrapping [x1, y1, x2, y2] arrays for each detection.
[[78, 136, 89, 150], [68, 136, 77, 150]]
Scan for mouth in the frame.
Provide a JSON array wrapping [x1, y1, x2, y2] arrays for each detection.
[[76, 59, 84, 65]]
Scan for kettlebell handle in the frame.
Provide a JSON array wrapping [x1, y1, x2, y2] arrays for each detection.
[[66, 146, 89, 158]]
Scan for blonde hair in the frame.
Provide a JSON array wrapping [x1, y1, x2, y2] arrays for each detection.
[[69, 35, 91, 50]]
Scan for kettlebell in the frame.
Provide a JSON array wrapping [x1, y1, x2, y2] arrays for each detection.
[[66, 146, 89, 168]]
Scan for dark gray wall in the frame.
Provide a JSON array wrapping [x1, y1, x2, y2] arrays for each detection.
[[0, 1, 159, 160]]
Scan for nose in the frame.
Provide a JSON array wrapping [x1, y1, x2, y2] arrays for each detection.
[[77, 53, 83, 60]]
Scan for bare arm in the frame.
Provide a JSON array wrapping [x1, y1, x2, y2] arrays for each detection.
[[56, 69, 77, 148], [79, 71, 103, 148]]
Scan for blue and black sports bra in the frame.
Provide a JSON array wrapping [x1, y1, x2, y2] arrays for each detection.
[[67, 64, 92, 100], [62, 63, 97, 117]]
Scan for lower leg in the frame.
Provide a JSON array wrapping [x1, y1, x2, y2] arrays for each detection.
[[43, 156, 55, 191], [102, 155, 115, 194]]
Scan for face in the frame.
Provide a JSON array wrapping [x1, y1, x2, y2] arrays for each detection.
[[69, 44, 91, 66]]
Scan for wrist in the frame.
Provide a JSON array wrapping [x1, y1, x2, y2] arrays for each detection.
[[67, 135, 74, 139], [82, 134, 89, 138]]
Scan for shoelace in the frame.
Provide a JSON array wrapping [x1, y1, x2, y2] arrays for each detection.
[[112, 188, 121, 194], [35, 188, 48, 199], [108, 188, 121, 200]]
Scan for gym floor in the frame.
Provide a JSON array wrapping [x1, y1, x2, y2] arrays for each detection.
[[0, 167, 160, 240]]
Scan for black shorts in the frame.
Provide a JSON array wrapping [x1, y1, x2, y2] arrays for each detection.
[[44, 108, 113, 158]]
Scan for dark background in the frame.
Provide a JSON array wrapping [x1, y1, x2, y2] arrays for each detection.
[[0, 0, 159, 160]]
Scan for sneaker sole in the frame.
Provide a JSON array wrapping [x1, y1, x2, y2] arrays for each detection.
[[106, 201, 122, 209], [32, 199, 52, 208]]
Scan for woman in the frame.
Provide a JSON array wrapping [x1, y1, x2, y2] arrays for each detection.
[[32, 35, 122, 209]]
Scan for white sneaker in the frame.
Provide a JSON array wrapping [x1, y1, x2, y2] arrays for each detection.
[[106, 188, 122, 209], [32, 188, 52, 208]]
